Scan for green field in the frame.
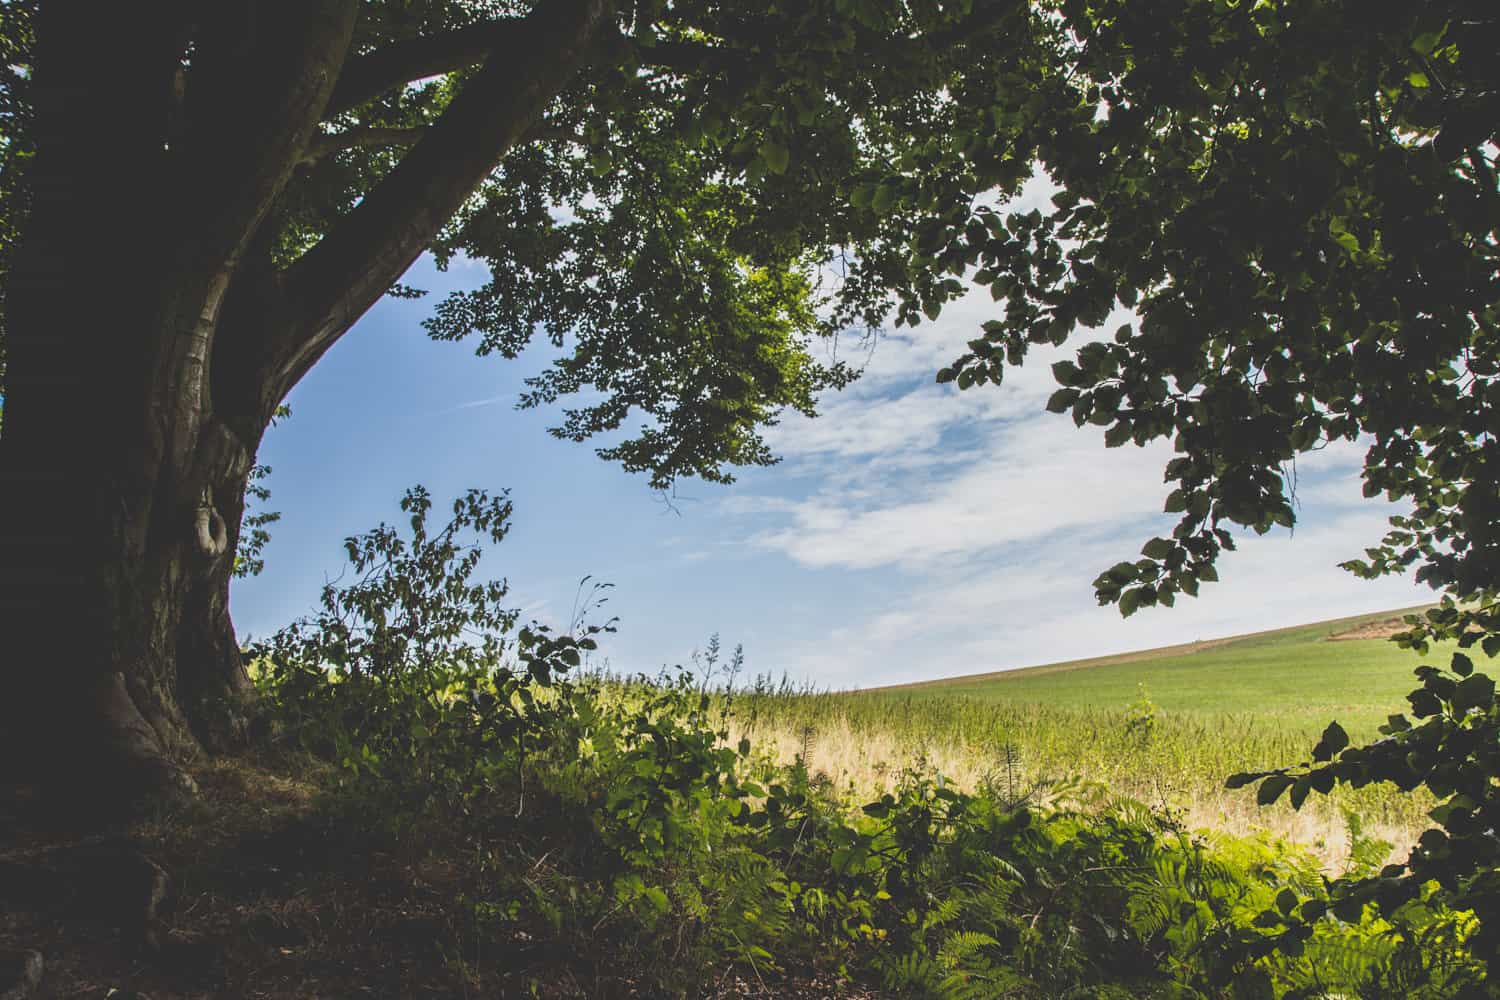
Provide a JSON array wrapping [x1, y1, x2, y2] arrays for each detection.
[[735, 605, 1451, 863], [880, 604, 1444, 738]]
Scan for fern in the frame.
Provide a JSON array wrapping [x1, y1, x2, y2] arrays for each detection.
[[937, 929, 1000, 965], [878, 950, 945, 995], [1340, 807, 1393, 880], [935, 963, 1030, 1000]]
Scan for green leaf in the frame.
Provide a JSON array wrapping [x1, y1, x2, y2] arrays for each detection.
[[760, 140, 790, 174], [1256, 774, 1295, 806], [1408, 688, 1442, 717], [1253, 908, 1283, 928], [1411, 29, 1445, 55], [1289, 776, 1310, 810], [1046, 388, 1080, 413], [1311, 720, 1348, 762], [1141, 537, 1174, 560], [1452, 672, 1495, 714]]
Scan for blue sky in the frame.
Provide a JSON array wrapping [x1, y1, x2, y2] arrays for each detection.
[[233, 238, 1432, 690]]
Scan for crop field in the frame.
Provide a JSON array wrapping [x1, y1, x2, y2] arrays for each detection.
[[731, 605, 1452, 870]]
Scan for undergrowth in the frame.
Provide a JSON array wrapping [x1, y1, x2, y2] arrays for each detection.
[[239, 488, 1490, 997]]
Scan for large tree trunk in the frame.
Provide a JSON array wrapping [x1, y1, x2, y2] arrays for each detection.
[[0, 395, 261, 811], [0, 181, 265, 806], [0, 0, 612, 815], [0, 3, 345, 812]]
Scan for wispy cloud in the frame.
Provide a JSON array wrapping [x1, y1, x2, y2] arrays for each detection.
[[748, 424, 1174, 572], [713, 285, 1423, 687]]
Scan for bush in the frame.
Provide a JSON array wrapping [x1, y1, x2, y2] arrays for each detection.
[[248, 485, 605, 830]]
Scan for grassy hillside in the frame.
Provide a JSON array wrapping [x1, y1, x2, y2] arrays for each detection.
[[735, 606, 1450, 865], [875, 604, 1442, 737]]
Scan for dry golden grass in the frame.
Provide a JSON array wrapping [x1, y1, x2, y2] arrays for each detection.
[[729, 701, 1427, 875], [718, 606, 1451, 874]]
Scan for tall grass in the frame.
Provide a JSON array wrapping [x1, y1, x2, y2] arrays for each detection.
[[725, 670, 1435, 872]]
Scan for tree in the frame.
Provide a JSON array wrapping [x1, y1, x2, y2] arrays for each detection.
[[928, 0, 1500, 971], [0, 1, 1040, 807]]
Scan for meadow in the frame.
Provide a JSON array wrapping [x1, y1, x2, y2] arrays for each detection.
[[729, 606, 1448, 869]]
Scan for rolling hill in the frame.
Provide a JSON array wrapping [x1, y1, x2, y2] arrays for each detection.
[[872, 604, 1445, 736]]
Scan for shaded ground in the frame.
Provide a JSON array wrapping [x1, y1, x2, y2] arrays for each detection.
[[0, 759, 874, 999]]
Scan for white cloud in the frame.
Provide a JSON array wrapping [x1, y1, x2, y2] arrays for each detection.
[[749, 422, 1174, 572], [715, 284, 1424, 688], [766, 503, 1426, 689]]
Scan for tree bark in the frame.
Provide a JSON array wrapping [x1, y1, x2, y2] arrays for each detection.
[[0, 2, 354, 812]]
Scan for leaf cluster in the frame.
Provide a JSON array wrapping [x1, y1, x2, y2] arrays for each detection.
[[314, 0, 1046, 488], [934, 0, 1498, 615], [0, 0, 35, 415], [917, 0, 1500, 976], [1229, 599, 1500, 976]]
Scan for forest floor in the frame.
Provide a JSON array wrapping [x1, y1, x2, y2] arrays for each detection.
[[0, 757, 870, 999]]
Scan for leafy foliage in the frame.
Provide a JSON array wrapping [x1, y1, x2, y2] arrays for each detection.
[[1228, 607, 1500, 977], [930, 0, 1498, 615], [232, 463, 281, 580], [395, 0, 1061, 487], [248, 485, 606, 824], [233, 406, 291, 580], [248, 491, 1488, 996], [208, 0, 1054, 490], [917, 0, 1500, 975], [0, 0, 35, 414], [1124, 681, 1157, 748]]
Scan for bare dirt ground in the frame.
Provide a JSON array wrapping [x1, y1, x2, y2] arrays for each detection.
[[1323, 617, 1413, 641]]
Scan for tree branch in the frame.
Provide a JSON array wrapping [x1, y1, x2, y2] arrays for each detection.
[[634, 0, 1017, 79], [264, 0, 615, 402], [636, 38, 733, 76], [324, 17, 521, 116], [178, 3, 357, 249], [299, 125, 428, 164]]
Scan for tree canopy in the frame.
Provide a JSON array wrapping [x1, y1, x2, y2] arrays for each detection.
[[925, 0, 1500, 968], [926, 0, 1499, 612], [2, 0, 1051, 486]]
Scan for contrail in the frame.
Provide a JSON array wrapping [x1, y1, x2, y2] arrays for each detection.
[[421, 394, 513, 417]]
